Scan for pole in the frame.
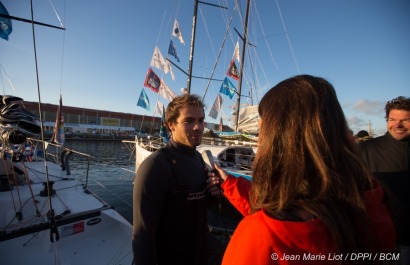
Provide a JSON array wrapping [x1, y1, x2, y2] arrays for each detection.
[[234, 0, 251, 131], [186, 0, 199, 94]]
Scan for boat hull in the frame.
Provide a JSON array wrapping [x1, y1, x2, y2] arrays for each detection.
[[0, 158, 133, 265]]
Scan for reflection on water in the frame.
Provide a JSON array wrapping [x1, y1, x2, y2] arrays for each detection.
[[62, 140, 135, 221]]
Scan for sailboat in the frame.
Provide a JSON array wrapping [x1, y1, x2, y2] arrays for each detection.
[[131, 0, 262, 179], [0, 2, 133, 264]]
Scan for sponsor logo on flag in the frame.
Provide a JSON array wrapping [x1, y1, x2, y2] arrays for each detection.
[[226, 59, 239, 80], [219, 77, 237, 99], [144, 68, 161, 93], [172, 19, 185, 45]]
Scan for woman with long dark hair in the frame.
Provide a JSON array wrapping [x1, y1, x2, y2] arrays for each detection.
[[213, 75, 396, 264]]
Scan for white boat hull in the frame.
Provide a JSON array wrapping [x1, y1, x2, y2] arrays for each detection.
[[0, 158, 133, 265]]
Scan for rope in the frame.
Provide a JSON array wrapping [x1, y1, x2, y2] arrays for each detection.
[[93, 179, 133, 209], [10, 159, 23, 215], [3, 159, 18, 214], [21, 159, 42, 216], [52, 233, 62, 265]]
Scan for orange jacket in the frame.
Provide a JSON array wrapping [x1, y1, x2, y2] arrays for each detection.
[[221, 180, 396, 265], [221, 175, 251, 216]]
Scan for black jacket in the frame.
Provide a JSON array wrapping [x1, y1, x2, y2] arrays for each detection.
[[132, 139, 208, 265], [359, 132, 410, 245]]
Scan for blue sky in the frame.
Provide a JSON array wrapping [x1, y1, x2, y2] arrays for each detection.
[[1, 0, 409, 136]]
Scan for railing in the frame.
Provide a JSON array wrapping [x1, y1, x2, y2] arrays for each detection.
[[27, 138, 95, 188]]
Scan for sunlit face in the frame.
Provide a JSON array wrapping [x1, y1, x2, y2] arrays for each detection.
[[387, 109, 410, 141], [168, 106, 205, 148]]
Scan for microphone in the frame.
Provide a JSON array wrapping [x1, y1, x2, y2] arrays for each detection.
[[202, 150, 222, 196], [201, 150, 216, 172]]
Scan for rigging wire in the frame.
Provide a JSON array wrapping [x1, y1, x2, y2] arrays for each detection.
[[0, 64, 18, 94], [275, 0, 300, 74], [48, 0, 64, 28], [254, 2, 278, 69], [155, 10, 167, 45], [201, 1, 238, 101]]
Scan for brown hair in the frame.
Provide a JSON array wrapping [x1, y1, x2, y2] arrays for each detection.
[[384, 96, 410, 120], [165, 94, 205, 132], [251, 75, 378, 257]]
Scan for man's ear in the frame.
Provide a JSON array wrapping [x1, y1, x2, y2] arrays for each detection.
[[168, 122, 175, 132]]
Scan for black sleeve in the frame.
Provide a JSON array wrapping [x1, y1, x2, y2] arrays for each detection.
[[132, 151, 172, 265]]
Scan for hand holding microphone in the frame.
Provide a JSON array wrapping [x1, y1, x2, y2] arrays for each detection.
[[202, 150, 228, 197]]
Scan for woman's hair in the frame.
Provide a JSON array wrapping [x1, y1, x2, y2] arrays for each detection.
[[251, 75, 377, 255], [165, 94, 205, 132]]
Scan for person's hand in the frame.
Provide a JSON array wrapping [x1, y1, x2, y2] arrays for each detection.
[[214, 163, 228, 181], [206, 163, 228, 197]]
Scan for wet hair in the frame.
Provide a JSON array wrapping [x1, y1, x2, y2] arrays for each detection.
[[252, 75, 378, 256], [165, 94, 205, 132], [384, 96, 410, 120]]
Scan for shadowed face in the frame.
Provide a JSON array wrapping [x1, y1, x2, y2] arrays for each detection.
[[168, 106, 205, 148], [387, 109, 410, 141]]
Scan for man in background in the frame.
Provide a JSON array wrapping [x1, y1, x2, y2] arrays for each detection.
[[359, 96, 410, 265]]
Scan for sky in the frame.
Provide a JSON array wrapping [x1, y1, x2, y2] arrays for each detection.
[[1, 0, 409, 136]]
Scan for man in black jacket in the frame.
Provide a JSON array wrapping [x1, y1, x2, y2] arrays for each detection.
[[359, 96, 410, 265], [132, 94, 216, 265]]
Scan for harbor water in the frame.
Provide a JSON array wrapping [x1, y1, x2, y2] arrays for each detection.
[[62, 140, 135, 222]]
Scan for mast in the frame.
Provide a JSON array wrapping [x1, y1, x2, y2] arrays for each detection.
[[234, 0, 251, 131], [185, 1, 227, 94], [186, 0, 199, 94]]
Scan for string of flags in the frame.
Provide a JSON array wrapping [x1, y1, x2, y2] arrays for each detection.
[[140, 16, 244, 131], [150, 46, 175, 80], [140, 18, 186, 111], [208, 41, 242, 123]]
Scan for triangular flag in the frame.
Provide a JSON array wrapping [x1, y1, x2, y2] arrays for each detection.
[[51, 95, 65, 145], [233, 41, 240, 63], [0, 2, 13, 41], [137, 88, 150, 111], [168, 40, 180, 62], [154, 101, 165, 116], [226, 59, 239, 80], [219, 77, 237, 99], [208, 94, 223, 119], [150, 46, 175, 80], [172, 19, 185, 45], [165, 60, 175, 80], [158, 80, 177, 101], [150, 46, 167, 72], [143, 68, 161, 93], [219, 117, 223, 131]]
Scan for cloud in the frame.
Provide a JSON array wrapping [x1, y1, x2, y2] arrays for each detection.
[[346, 116, 367, 128], [345, 99, 385, 116], [343, 99, 387, 136]]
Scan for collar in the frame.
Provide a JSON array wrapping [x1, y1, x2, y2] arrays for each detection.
[[169, 138, 197, 155], [385, 131, 410, 144]]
